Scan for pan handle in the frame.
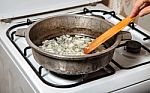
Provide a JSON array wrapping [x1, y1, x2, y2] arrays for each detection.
[[119, 31, 132, 41], [15, 28, 27, 37], [116, 31, 132, 47]]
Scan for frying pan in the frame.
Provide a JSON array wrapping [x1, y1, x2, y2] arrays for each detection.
[[26, 14, 131, 75]]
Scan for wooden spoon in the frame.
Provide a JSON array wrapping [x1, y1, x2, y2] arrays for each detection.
[[84, 16, 135, 54]]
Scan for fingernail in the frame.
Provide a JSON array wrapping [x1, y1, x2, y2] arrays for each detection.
[[139, 13, 143, 17]]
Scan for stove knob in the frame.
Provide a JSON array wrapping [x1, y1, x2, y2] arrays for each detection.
[[125, 40, 142, 53]]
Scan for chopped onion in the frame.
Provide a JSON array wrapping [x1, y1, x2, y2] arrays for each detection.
[[39, 34, 105, 55]]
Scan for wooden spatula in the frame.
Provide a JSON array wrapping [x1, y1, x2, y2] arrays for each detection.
[[84, 16, 135, 54]]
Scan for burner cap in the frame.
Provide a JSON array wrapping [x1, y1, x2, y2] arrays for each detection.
[[125, 40, 142, 53]]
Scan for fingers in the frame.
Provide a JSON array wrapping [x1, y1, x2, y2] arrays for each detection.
[[130, 7, 139, 18], [130, 0, 150, 18], [139, 6, 150, 16]]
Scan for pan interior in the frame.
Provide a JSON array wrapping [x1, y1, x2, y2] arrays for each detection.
[[28, 15, 117, 55]]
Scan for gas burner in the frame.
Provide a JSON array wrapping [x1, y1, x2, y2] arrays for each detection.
[[115, 40, 148, 59], [125, 40, 142, 54], [113, 40, 150, 69]]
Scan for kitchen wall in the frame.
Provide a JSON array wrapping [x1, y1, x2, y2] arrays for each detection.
[[138, 14, 150, 31], [102, 0, 150, 31]]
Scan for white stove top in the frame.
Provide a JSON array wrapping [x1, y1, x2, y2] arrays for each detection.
[[0, 3, 150, 93]]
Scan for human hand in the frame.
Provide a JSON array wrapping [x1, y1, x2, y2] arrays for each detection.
[[130, 0, 150, 18]]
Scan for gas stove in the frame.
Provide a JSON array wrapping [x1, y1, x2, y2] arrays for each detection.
[[1, 2, 150, 93]]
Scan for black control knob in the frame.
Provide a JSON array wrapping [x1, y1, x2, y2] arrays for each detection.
[[125, 40, 142, 53]]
